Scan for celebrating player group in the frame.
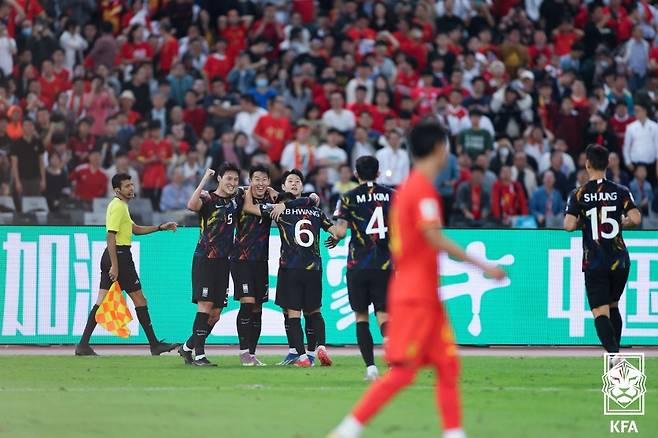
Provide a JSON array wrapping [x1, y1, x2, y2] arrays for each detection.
[[74, 121, 645, 438]]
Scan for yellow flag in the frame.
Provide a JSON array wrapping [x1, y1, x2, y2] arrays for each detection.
[[95, 281, 133, 338]]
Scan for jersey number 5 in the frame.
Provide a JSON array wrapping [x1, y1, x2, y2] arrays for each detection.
[[365, 206, 388, 239], [585, 206, 619, 240], [294, 219, 314, 247]]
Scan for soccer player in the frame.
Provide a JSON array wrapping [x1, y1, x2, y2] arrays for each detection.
[[330, 122, 506, 438], [75, 173, 179, 356], [244, 169, 338, 367], [230, 164, 277, 366], [179, 163, 243, 367], [564, 144, 641, 357], [331, 155, 394, 381]]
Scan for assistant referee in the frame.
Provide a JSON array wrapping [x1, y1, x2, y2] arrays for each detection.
[[75, 173, 179, 356]]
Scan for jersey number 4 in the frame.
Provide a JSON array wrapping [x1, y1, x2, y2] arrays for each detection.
[[585, 206, 619, 240], [365, 206, 388, 239]]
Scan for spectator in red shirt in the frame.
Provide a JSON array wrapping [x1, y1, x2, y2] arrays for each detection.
[[252, 95, 292, 163], [347, 85, 375, 119], [528, 30, 552, 68], [399, 25, 428, 71], [219, 9, 252, 60], [492, 165, 529, 226], [70, 118, 96, 166], [51, 49, 71, 85], [371, 90, 397, 133], [139, 120, 173, 211], [120, 24, 153, 66], [251, 4, 284, 59], [410, 70, 441, 116], [38, 60, 65, 109], [183, 90, 207, 137], [70, 148, 108, 202], [609, 100, 636, 146], [159, 23, 179, 74], [203, 39, 232, 82], [552, 18, 583, 57], [118, 90, 142, 125]]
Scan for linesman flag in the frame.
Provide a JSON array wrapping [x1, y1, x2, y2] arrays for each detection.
[[95, 281, 133, 338]]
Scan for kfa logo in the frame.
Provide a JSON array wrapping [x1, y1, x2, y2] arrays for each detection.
[[602, 353, 646, 416]]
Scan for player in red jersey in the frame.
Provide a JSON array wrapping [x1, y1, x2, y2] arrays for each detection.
[[329, 122, 507, 438]]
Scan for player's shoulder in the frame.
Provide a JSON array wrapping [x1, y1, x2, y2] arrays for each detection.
[[397, 172, 435, 200], [606, 179, 630, 194]]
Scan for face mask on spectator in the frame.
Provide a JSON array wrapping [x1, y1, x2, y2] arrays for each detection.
[[256, 79, 268, 88], [22, 27, 32, 37]]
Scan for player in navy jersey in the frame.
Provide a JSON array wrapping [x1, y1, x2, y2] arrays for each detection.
[[230, 165, 317, 366], [244, 169, 339, 367], [179, 163, 244, 367], [230, 164, 275, 367], [331, 156, 394, 380], [564, 144, 641, 359]]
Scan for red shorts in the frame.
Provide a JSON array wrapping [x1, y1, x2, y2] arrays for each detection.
[[385, 302, 457, 367]]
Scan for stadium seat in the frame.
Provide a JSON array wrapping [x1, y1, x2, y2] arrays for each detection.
[[93, 198, 113, 213], [12, 213, 38, 225], [46, 212, 73, 225], [0, 196, 15, 212], [0, 212, 13, 224], [84, 212, 106, 226], [22, 197, 49, 213]]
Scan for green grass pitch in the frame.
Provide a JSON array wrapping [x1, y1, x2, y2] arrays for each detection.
[[0, 355, 656, 438]]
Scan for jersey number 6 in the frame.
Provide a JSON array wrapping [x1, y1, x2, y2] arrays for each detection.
[[294, 219, 314, 247]]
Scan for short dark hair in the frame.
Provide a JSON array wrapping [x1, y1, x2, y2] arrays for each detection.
[[249, 164, 270, 179], [112, 173, 132, 189], [218, 162, 240, 177], [355, 156, 379, 181], [277, 191, 296, 202], [407, 122, 447, 158], [282, 168, 305, 184], [585, 144, 609, 171]]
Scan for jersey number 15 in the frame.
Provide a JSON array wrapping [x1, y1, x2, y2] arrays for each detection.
[[585, 206, 619, 240]]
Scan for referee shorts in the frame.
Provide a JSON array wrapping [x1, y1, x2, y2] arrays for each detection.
[[191, 256, 230, 308], [99, 246, 142, 293]]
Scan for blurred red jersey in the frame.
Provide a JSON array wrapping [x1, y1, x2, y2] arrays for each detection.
[[388, 170, 443, 309]]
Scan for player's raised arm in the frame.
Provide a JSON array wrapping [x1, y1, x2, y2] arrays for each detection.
[[243, 186, 264, 217], [187, 168, 216, 212]]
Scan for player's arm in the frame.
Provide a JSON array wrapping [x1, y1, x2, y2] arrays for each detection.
[[622, 208, 642, 228], [243, 186, 263, 217], [187, 168, 215, 212], [333, 219, 349, 240], [563, 190, 580, 231], [132, 222, 178, 235], [621, 189, 642, 228], [563, 214, 579, 232], [424, 227, 505, 279]]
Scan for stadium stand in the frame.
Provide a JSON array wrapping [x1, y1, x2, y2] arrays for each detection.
[[0, 0, 656, 228]]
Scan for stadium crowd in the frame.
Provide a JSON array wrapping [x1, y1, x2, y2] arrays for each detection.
[[2, 0, 658, 228]]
